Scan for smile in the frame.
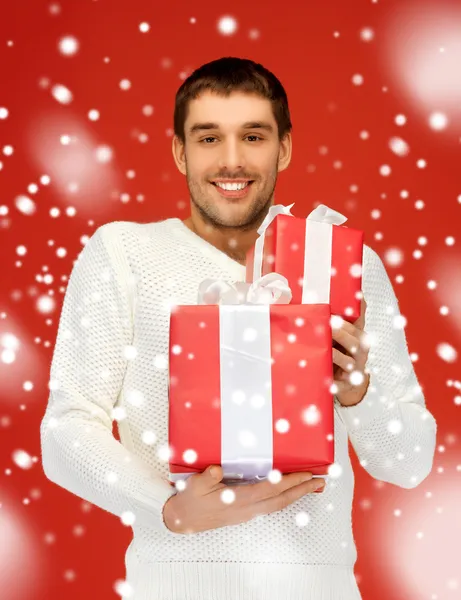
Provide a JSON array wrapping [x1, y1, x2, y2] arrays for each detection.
[[211, 181, 254, 199]]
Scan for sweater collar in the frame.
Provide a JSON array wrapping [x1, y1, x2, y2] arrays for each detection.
[[171, 218, 247, 280]]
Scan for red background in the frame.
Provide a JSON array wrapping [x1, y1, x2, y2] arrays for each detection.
[[1, 1, 460, 599]]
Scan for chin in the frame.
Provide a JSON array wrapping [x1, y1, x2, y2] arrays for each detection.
[[217, 212, 257, 229]]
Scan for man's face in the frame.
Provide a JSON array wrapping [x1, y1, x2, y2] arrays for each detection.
[[173, 91, 292, 229]]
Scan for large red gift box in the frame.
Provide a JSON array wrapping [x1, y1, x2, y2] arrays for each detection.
[[246, 204, 364, 322], [168, 302, 334, 483]]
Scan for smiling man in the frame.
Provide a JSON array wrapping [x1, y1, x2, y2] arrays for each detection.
[[40, 56, 437, 600]]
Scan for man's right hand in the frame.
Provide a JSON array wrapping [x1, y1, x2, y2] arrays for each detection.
[[162, 465, 326, 534]]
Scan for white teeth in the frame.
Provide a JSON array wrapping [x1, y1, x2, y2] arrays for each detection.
[[215, 181, 249, 191]]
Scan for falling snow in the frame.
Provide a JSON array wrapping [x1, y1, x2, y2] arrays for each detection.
[[51, 83, 73, 104], [58, 36, 79, 56], [389, 136, 410, 156], [428, 111, 448, 130], [217, 16, 238, 35]]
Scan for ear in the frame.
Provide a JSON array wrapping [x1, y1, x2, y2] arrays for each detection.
[[172, 135, 187, 176], [277, 132, 292, 173]]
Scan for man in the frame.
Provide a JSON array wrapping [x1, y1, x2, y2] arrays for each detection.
[[40, 56, 437, 600]]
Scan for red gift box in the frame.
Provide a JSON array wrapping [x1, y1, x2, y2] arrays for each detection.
[[168, 300, 334, 483], [246, 204, 364, 322]]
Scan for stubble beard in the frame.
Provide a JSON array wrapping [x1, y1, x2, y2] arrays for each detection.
[[186, 169, 278, 233]]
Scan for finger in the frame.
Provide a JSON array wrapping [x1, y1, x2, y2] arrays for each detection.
[[239, 471, 314, 504], [333, 319, 369, 349], [331, 316, 357, 334], [252, 478, 327, 516], [332, 329, 363, 357], [331, 316, 365, 338], [353, 297, 367, 329], [332, 347, 356, 372], [192, 465, 224, 490]]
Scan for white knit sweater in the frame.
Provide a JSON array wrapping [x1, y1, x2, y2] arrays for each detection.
[[40, 216, 437, 600]]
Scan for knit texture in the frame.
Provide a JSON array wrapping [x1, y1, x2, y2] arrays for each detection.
[[40, 216, 437, 600]]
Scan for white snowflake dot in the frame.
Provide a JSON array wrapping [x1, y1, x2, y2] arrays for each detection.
[[267, 469, 282, 484], [12, 450, 34, 470], [437, 343, 457, 363], [328, 463, 343, 478], [389, 137, 409, 156], [384, 248, 403, 267], [429, 111, 448, 131], [114, 579, 134, 598], [275, 418, 290, 433], [217, 15, 238, 36], [123, 345, 137, 360], [153, 354, 168, 370], [220, 488, 236, 504], [349, 370, 365, 386], [302, 405, 321, 425], [51, 84, 73, 104], [141, 430, 157, 445], [393, 315, 407, 329], [58, 36, 79, 56], [388, 420, 403, 435], [295, 511, 310, 527], [360, 27, 375, 41], [183, 449, 197, 464], [120, 511, 135, 526]]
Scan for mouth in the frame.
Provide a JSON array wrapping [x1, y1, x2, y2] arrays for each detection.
[[210, 181, 254, 199]]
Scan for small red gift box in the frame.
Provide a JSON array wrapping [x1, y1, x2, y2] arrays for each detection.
[[168, 283, 334, 483], [246, 204, 364, 322]]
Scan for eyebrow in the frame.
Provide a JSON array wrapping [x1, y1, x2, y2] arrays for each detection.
[[188, 121, 274, 136]]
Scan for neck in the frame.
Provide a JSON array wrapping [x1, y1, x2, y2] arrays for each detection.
[[182, 206, 269, 265]]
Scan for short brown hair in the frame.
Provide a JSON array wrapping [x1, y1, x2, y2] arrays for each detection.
[[173, 56, 293, 144]]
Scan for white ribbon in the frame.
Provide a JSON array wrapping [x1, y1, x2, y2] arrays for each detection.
[[252, 203, 348, 304], [198, 272, 292, 306], [197, 273, 292, 480], [253, 203, 295, 280]]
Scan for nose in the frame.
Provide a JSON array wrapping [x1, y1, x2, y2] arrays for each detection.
[[217, 137, 247, 172]]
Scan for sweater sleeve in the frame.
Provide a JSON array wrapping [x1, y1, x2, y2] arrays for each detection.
[[40, 223, 177, 531], [334, 245, 437, 489]]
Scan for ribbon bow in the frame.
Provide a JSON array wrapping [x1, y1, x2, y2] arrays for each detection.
[[257, 202, 347, 237], [198, 273, 292, 306]]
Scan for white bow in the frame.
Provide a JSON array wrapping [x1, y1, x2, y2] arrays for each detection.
[[257, 202, 348, 237], [307, 204, 348, 226], [198, 273, 292, 306]]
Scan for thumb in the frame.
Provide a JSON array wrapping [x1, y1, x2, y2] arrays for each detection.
[[205, 465, 223, 482]]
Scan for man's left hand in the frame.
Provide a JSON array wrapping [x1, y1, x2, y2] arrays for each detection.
[[332, 297, 370, 407]]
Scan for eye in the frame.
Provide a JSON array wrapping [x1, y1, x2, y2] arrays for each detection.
[[199, 135, 263, 144]]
